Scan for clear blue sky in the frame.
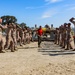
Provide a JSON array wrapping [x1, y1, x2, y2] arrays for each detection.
[[0, 0, 75, 28]]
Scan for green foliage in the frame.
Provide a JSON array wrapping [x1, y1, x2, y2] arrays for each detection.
[[1, 15, 17, 25], [45, 24, 50, 28], [0, 15, 29, 28], [20, 22, 27, 28]]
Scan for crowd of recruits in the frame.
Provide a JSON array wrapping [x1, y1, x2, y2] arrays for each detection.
[[0, 19, 32, 53], [54, 23, 75, 51], [1, 18, 75, 52]]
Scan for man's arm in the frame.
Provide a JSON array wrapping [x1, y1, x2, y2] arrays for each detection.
[[3, 24, 7, 29], [0, 24, 4, 30], [0, 24, 7, 30]]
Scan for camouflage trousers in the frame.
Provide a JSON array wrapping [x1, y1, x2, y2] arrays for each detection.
[[38, 35, 42, 47]]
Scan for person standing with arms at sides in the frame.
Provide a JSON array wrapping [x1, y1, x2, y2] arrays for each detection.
[[37, 26, 43, 47]]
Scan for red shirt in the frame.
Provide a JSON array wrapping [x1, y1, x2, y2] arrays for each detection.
[[37, 28, 43, 36]]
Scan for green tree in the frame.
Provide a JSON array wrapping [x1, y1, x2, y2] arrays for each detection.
[[20, 22, 27, 28], [1, 15, 17, 25], [45, 24, 50, 28], [44, 24, 50, 33]]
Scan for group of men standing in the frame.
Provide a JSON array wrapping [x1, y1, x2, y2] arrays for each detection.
[[54, 23, 75, 51], [0, 19, 32, 53], [0, 17, 75, 53]]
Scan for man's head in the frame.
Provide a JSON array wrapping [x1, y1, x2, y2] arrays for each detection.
[[69, 17, 75, 22], [68, 23, 71, 28], [12, 23, 16, 29], [39, 26, 42, 29]]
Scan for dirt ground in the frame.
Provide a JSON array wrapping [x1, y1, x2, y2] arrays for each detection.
[[0, 41, 75, 75]]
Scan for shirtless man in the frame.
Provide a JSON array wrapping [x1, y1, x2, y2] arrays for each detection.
[[21, 27, 26, 45], [29, 29, 32, 42], [0, 19, 7, 53], [12, 23, 18, 50], [54, 28, 59, 45], [26, 28, 31, 44], [61, 23, 67, 48], [54, 28, 57, 44], [0, 19, 6, 52], [5, 23, 15, 52], [65, 23, 71, 50], [69, 17, 75, 43], [16, 26, 22, 46]]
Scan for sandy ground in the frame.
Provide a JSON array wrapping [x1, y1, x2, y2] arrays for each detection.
[[0, 41, 75, 75]]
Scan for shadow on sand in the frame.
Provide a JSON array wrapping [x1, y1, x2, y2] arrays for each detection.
[[38, 48, 75, 56], [18, 46, 38, 49]]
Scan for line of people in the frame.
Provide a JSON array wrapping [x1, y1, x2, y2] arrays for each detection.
[[54, 23, 75, 51], [0, 19, 32, 53]]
